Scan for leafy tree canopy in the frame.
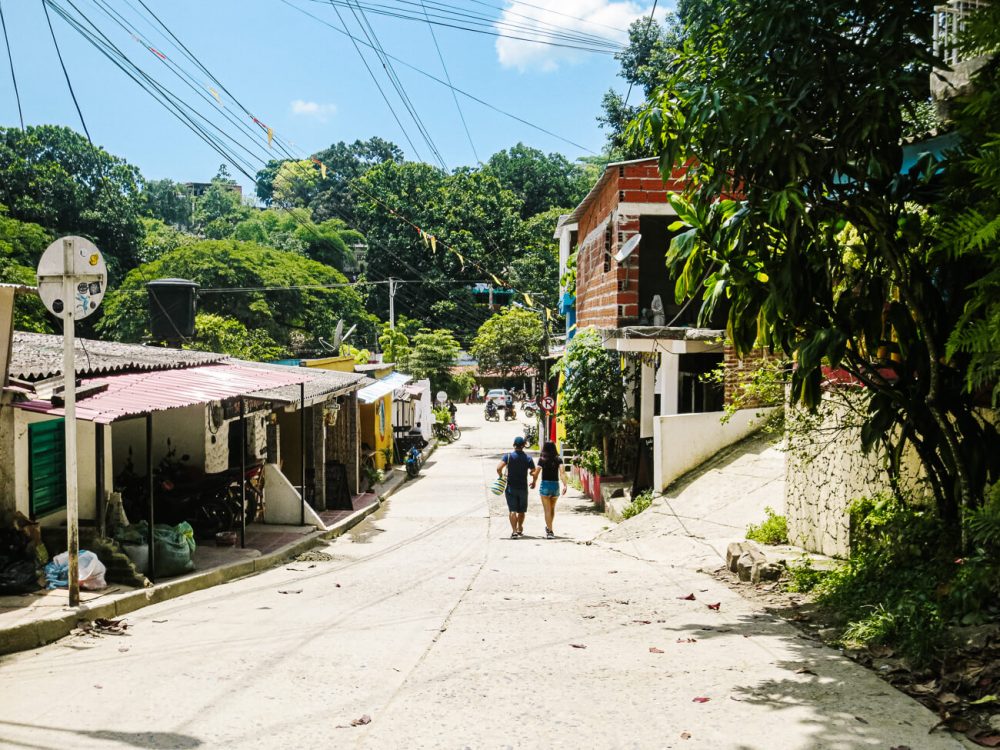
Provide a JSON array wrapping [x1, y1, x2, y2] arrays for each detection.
[[189, 313, 287, 361], [485, 143, 589, 219], [471, 306, 544, 378], [558, 327, 625, 455], [0, 206, 52, 332], [98, 239, 375, 352], [0, 125, 145, 279], [402, 328, 460, 393], [632, 0, 997, 530]]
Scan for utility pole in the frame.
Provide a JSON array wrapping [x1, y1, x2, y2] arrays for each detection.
[[388, 277, 399, 329]]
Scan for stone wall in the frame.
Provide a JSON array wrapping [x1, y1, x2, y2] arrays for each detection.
[[784, 391, 927, 557]]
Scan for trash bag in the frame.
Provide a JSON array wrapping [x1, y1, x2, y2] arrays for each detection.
[[44, 551, 107, 590], [0, 559, 41, 594], [115, 521, 196, 578]]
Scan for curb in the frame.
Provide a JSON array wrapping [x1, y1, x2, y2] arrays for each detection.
[[0, 493, 388, 657]]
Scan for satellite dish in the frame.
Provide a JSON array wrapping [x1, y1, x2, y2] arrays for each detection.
[[333, 319, 345, 348], [36, 236, 107, 320], [614, 233, 641, 264]]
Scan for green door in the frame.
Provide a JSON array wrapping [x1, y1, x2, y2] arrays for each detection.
[[29, 418, 66, 518]]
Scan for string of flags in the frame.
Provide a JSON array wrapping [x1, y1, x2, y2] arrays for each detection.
[[129, 29, 556, 323]]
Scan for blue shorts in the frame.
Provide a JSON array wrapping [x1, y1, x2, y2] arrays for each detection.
[[539, 480, 560, 497], [505, 486, 528, 513]]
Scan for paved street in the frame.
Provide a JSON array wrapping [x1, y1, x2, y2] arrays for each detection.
[[0, 405, 970, 749]]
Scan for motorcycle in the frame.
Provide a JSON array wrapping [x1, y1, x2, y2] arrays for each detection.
[[503, 404, 517, 421], [522, 401, 539, 418], [448, 421, 462, 441], [405, 444, 423, 478], [485, 402, 500, 422]]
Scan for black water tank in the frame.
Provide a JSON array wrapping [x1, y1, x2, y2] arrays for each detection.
[[147, 278, 199, 344]]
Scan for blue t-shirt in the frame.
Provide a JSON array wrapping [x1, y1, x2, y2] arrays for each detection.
[[503, 450, 535, 488]]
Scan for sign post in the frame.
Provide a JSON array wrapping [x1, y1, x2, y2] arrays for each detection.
[[37, 237, 107, 607]]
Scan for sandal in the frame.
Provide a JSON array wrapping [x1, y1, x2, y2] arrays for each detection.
[[546, 528, 554, 539]]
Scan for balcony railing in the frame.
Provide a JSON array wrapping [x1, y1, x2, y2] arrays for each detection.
[[933, 0, 987, 67]]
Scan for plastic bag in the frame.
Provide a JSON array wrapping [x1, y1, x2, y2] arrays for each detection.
[[490, 475, 508, 496], [44, 550, 107, 590], [0, 559, 41, 593]]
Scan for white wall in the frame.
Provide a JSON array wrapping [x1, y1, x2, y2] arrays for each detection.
[[262, 462, 324, 527], [13, 409, 112, 525], [653, 408, 778, 491]]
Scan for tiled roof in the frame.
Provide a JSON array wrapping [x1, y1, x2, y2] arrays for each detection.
[[10, 331, 226, 381]]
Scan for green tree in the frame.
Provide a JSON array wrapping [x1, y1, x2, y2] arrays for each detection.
[[189, 313, 287, 361], [403, 328, 460, 393], [0, 206, 52, 332], [272, 159, 321, 208], [508, 207, 567, 310], [632, 0, 998, 531], [559, 327, 625, 459], [142, 178, 193, 228], [485, 143, 589, 219], [139, 217, 197, 263], [98, 239, 374, 352], [471, 307, 543, 378], [192, 166, 251, 239], [0, 125, 145, 279], [378, 323, 411, 364]]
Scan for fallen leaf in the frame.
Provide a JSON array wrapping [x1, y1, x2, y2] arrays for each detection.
[[633, 619, 652, 625], [692, 697, 710, 703], [278, 589, 303, 595], [854, 716, 868, 724], [707, 602, 721, 611], [795, 667, 817, 676], [938, 692, 962, 706], [152, 619, 168, 623], [676, 638, 697, 644], [335, 583, 341, 588], [351, 715, 372, 726], [969, 694, 999, 705], [678, 593, 696, 601], [582, 615, 596, 619], [680, 731, 692, 739], [649, 647, 664, 653], [608, 570, 618, 574], [118, 646, 129, 653], [570, 643, 588, 649]]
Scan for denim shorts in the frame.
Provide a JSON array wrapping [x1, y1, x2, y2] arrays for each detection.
[[539, 479, 560, 497], [505, 486, 528, 513]]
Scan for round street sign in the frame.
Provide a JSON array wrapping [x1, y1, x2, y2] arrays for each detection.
[[436, 390, 447, 404], [36, 236, 107, 320], [540, 396, 555, 411]]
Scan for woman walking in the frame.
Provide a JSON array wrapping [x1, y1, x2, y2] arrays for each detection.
[[531, 441, 567, 539]]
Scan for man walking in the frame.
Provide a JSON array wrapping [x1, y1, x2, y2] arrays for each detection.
[[498, 436, 534, 538]]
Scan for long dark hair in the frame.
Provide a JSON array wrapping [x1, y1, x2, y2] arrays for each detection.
[[539, 441, 559, 467]]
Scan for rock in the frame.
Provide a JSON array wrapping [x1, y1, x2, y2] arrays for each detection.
[[758, 563, 783, 582], [737, 548, 769, 583], [727, 541, 758, 573]]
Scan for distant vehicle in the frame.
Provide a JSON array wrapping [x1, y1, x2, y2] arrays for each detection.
[[486, 388, 509, 406]]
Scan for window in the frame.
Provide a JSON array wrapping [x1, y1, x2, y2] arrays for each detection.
[[29, 419, 66, 518]]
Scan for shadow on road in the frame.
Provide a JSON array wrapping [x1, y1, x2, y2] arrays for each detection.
[[0, 720, 202, 749]]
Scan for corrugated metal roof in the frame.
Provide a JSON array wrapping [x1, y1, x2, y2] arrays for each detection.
[[15, 363, 310, 424], [10, 332, 226, 381], [358, 372, 411, 404], [239, 361, 373, 406]]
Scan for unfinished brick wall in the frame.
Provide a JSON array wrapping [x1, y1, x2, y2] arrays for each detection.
[[723, 342, 782, 408], [575, 159, 689, 330]]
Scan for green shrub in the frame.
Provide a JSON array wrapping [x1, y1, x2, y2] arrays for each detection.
[[577, 447, 604, 476], [785, 557, 829, 593], [745, 506, 788, 545], [621, 490, 654, 520]]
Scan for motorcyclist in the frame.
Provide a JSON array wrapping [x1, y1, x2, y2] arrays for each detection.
[[485, 400, 498, 419]]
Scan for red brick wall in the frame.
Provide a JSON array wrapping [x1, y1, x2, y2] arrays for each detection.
[[575, 159, 690, 330], [723, 342, 782, 408]]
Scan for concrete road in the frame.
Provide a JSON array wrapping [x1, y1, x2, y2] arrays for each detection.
[[0, 405, 969, 749]]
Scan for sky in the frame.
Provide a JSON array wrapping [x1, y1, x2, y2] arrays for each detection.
[[0, 0, 671, 195]]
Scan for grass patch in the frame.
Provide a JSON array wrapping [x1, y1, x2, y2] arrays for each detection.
[[621, 490, 654, 520], [745, 506, 789, 545]]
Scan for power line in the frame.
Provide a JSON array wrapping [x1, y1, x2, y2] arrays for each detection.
[[0, 0, 23, 131], [43, 0, 92, 143], [623, 0, 658, 108], [419, 0, 478, 164]]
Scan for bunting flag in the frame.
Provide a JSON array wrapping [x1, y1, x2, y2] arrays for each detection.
[[545, 308, 553, 321], [490, 273, 503, 287], [430, 235, 437, 253], [208, 86, 222, 104], [523, 292, 534, 307], [149, 46, 167, 60], [454, 249, 464, 269], [267, 127, 274, 148], [321, 163, 327, 180]]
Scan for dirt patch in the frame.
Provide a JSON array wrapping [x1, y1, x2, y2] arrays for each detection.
[[712, 565, 1000, 747]]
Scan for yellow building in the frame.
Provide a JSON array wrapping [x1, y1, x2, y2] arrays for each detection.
[[301, 358, 407, 471]]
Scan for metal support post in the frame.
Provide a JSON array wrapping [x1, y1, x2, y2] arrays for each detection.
[[300, 382, 306, 526], [61, 239, 79, 607], [95, 423, 105, 537], [146, 413, 155, 583], [240, 397, 246, 549], [388, 277, 398, 329]]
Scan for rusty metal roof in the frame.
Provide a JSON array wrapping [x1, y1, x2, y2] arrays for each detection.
[[238, 361, 373, 406], [15, 363, 311, 424], [10, 331, 226, 381]]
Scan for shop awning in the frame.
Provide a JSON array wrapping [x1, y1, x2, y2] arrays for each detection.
[[358, 372, 411, 404], [400, 383, 426, 400], [15, 363, 310, 424]]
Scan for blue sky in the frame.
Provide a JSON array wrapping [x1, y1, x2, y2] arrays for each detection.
[[0, 1, 668, 194]]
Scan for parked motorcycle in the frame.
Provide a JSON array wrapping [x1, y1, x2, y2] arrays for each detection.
[[405, 444, 423, 478], [522, 401, 539, 418]]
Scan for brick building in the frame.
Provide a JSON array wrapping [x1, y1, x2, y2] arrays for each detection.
[[555, 158, 772, 493]]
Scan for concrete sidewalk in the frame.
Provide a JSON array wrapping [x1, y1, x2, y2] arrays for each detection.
[[0, 466, 410, 655]]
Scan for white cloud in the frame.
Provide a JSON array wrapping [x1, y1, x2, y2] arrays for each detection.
[[290, 99, 337, 121], [494, 0, 662, 72]]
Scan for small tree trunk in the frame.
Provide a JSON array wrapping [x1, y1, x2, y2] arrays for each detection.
[[602, 434, 610, 476]]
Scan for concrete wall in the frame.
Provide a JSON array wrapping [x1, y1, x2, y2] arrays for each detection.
[[784, 395, 929, 558], [653, 408, 777, 491], [0, 405, 14, 515], [11, 410, 112, 526], [262, 463, 324, 527]]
